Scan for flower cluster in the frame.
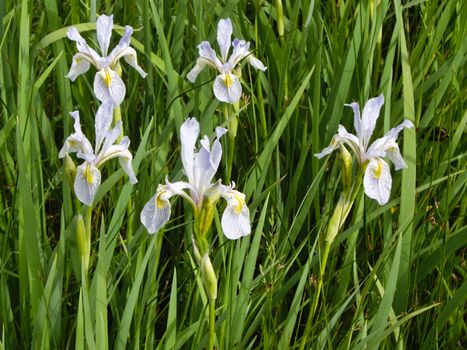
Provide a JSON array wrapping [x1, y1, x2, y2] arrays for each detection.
[[315, 94, 413, 205], [140, 117, 251, 240], [62, 14, 146, 206], [187, 18, 266, 104]]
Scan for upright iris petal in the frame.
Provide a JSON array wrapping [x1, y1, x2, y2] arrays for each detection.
[[187, 18, 266, 104], [315, 94, 414, 205]]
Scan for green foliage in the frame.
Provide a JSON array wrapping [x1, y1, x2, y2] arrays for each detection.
[[0, 0, 465, 348]]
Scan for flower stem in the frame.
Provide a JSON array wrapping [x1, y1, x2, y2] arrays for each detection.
[[223, 104, 237, 183], [208, 297, 216, 350]]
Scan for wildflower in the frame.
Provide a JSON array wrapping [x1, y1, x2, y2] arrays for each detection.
[[59, 100, 138, 206], [140, 117, 251, 239], [187, 18, 266, 104], [66, 14, 147, 105], [315, 94, 414, 205]]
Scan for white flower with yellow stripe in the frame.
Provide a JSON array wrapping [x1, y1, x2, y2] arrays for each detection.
[[59, 100, 137, 206], [187, 18, 266, 104], [66, 14, 147, 105], [140, 117, 251, 239], [315, 94, 414, 205]]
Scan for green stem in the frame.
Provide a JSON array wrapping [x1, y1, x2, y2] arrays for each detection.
[[223, 104, 237, 183], [299, 165, 365, 349], [299, 241, 330, 350], [208, 298, 216, 350]]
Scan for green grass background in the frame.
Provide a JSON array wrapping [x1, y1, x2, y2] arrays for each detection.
[[0, 0, 466, 348]]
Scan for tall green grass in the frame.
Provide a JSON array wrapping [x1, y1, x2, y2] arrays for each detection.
[[0, 0, 465, 348]]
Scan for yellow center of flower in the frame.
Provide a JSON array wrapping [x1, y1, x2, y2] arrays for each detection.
[[374, 160, 382, 179], [224, 73, 233, 88], [232, 193, 245, 215], [103, 69, 112, 87], [156, 190, 167, 209], [85, 164, 94, 184]]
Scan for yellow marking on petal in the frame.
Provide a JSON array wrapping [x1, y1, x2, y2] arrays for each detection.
[[103, 69, 112, 87], [156, 190, 167, 209], [224, 73, 233, 88], [373, 160, 382, 179], [232, 193, 245, 215], [85, 164, 94, 184]]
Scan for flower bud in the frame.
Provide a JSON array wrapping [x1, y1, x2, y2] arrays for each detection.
[[64, 154, 76, 188], [201, 254, 217, 300], [76, 214, 90, 272], [339, 144, 353, 192]]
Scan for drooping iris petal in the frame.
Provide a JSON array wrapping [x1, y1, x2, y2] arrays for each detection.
[[66, 53, 92, 81], [74, 163, 102, 206], [366, 119, 414, 160], [248, 55, 267, 71], [363, 158, 392, 205], [94, 68, 126, 105], [213, 72, 242, 103], [122, 47, 148, 78], [140, 185, 174, 234], [59, 111, 94, 158], [360, 94, 384, 149], [314, 135, 341, 159], [66, 27, 101, 67], [385, 143, 407, 170], [96, 14, 113, 56], [187, 60, 208, 83], [220, 188, 251, 239], [217, 18, 232, 62]]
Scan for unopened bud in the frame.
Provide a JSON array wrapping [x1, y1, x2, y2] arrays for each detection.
[[201, 254, 217, 300], [76, 214, 90, 272], [64, 154, 76, 187], [339, 145, 353, 192]]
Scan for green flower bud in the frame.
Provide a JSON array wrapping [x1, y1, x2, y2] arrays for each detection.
[[201, 254, 217, 300], [76, 214, 90, 272], [339, 144, 353, 192], [64, 154, 76, 188]]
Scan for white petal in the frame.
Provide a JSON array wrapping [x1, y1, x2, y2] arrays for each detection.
[[140, 185, 174, 234], [121, 47, 147, 78], [337, 125, 362, 159], [74, 163, 101, 206], [217, 18, 232, 62], [213, 72, 242, 103], [96, 14, 113, 56], [197, 41, 222, 71], [180, 117, 200, 183], [247, 55, 267, 71], [361, 94, 384, 149], [94, 100, 115, 152], [386, 143, 407, 170], [314, 135, 340, 159], [94, 68, 126, 105], [345, 102, 361, 142], [59, 111, 93, 158], [67, 27, 101, 67], [220, 189, 251, 239], [187, 59, 208, 83], [363, 158, 392, 205], [66, 53, 92, 81], [228, 38, 250, 68], [366, 119, 414, 160], [118, 151, 138, 184], [107, 25, 133, 64]]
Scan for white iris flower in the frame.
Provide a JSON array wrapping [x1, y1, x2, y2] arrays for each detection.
[[315, 94, 414, 205], [59, 101, 138, 206], [140, 117, 251, 239], [66, 14, 147, 105], [187, 18, 266, 104]]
